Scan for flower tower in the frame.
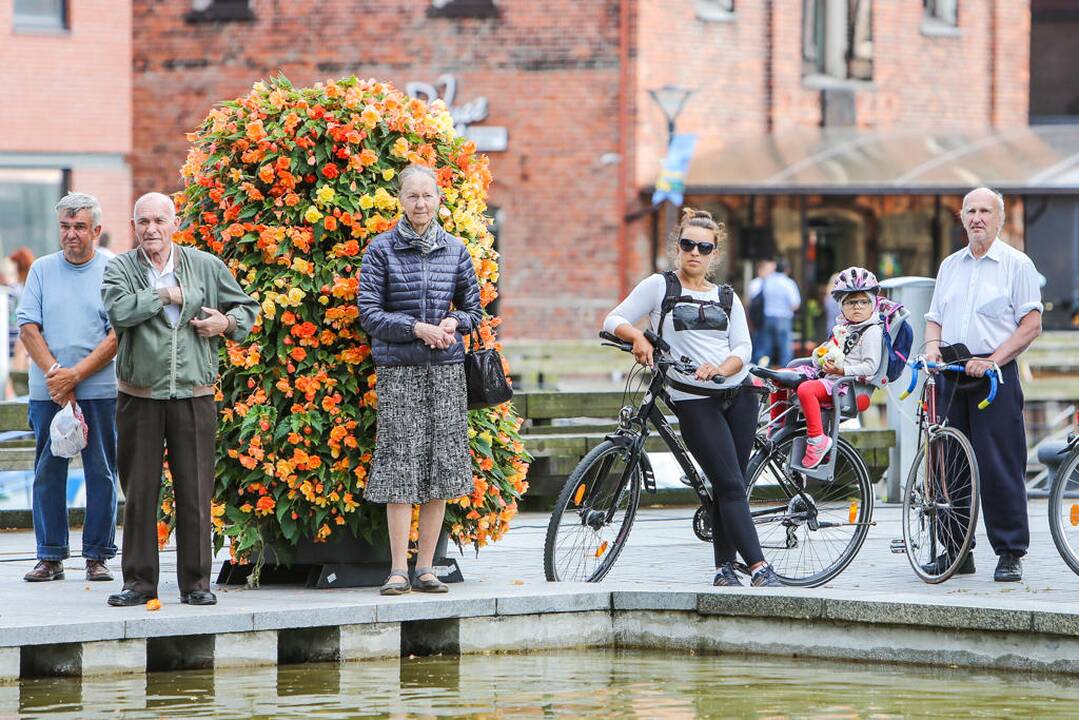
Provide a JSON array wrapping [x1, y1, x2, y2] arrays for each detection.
[[171, 75, 529, 564]]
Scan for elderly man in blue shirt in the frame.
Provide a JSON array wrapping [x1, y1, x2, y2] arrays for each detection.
[[17, 193, 119, 583], [925, 186, 1043, 582]]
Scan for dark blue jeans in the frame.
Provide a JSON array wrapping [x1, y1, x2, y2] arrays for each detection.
[[754, 316, 794, 368], [28, 398, 118, 561]]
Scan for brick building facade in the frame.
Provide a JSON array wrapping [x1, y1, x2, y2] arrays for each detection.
[[1, 0, 132, 256], [129, 0, 1042, 339]]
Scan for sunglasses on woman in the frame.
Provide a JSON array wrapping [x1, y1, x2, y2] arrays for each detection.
[[678, 238, 715, 255]]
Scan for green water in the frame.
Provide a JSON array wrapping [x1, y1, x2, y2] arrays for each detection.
[[10, 650, 1079, 719]]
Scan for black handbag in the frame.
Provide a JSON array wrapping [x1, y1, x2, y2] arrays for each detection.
[[464, 330, 513, 410]]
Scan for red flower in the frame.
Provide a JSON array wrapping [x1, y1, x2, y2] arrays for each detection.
[[321, 164, 339, 180]]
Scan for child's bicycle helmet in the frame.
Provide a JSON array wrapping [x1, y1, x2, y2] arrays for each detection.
[[831, 266, 880, 301]]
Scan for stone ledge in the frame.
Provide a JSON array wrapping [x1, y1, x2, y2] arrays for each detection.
[[495, 590, 610, 616], [821, 598, 1032, 633], [374, 596, 497, 623], [697, 590, 825, 620], [612, 590, 697, 611]]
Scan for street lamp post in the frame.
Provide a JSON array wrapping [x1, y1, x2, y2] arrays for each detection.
[[647, 84, 695, 147]]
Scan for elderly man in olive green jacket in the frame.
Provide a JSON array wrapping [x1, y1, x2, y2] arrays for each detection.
[[101, 192, 258, 607]]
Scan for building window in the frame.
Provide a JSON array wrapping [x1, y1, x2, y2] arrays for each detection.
[[13, 0, 67, 31], [924, 0, 958, 26], [0, 168, 65, 261], [427, 0, 500, 19], [802, 0, 873, 81], [185, 0, 255, 24], [696, 0, 736, 22]]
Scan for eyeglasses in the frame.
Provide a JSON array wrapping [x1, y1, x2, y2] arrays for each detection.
[[678, 238, 715, 255], [842, 298, 873, 308]]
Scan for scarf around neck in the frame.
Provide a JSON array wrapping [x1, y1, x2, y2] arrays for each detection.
[[397, 215, 443, 254]]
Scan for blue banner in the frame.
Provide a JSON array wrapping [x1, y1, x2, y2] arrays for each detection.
[[651, 133, 698, 207]]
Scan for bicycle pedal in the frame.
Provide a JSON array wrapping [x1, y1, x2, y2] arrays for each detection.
[[889, 538, 906, 554]]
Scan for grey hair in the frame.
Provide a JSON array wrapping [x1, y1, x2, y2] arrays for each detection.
[[55, 192, 102, 226], [963, 186, 1006, 219], [397, 164, 438, 192], [132, 192, 177, 219]]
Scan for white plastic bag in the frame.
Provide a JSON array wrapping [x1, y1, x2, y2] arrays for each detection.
[[50, 402, 88, 459]]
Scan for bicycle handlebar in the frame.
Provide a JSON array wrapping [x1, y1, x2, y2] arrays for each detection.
[[597, 331, 725, 385], [898, 357, 1000, 410]]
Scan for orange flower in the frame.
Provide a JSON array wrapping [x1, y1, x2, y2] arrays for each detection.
[[321, 163, 339, 180], [258, 165, 275, 184], [290, 346, 307, 362], [255, 496, 276, 516], [157, 521, 171, 549], [146, 598, 163, 612], [246, 120, 267, 141], [324, 215, 338, 231]]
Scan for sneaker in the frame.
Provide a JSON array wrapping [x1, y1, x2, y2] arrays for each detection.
[[994, 553, 1023, 582], [801, 436, 833, 469], [750, 565, 782, 587], [713, 563, 743, 587]]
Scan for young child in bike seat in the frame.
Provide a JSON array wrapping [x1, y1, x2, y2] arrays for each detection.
[[769, 267, 884, 468]]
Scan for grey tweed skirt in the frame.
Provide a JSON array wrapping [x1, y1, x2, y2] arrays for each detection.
[[365, 363, 473, 504]]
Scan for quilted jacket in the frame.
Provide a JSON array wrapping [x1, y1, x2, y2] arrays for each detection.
[[358, 223, 483, 367]]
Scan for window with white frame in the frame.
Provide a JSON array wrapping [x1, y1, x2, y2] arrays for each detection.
[[802, 0, 873, 81], [13, 0, 66, 30], [0, 169, 65, 260], [924, 0, 958, 26]]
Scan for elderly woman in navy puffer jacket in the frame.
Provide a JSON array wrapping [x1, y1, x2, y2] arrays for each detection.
[[358, 164, 482, 596]]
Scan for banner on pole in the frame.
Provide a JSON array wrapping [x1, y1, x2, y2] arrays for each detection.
[[651, 133, 698, 207]]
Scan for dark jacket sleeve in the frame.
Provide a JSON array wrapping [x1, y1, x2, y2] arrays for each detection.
[[449, 243, 483, 333], [358, 243, 418, 343], [214, 258, 260, 343]]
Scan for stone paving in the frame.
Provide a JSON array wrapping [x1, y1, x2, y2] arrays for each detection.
[[1, 498, 1077, 632]]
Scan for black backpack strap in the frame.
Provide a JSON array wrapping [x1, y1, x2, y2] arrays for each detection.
[[658, 271, 681, 338], [718, 283, 734, 317]]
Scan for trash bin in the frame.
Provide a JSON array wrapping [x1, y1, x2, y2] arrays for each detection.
[[880, 277, 935, 502]]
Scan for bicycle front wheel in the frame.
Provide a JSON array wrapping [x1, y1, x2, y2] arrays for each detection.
[[1048, 447, 1079, 576], [901, 426, 980, 583], [745, 433, 874, 587], [543, 440, 642, 582]]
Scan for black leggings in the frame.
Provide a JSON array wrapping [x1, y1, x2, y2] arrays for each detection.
[[674, 390, 764, 567]]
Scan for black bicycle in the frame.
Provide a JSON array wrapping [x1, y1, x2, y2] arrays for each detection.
[[543, 330, 757, 582], [1048, 420, 1079, 576]]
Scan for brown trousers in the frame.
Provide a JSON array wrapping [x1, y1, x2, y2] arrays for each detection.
[[117, 393, 217, 595]]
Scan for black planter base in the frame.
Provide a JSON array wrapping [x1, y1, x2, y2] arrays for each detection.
[[215, 557, 463, 589]]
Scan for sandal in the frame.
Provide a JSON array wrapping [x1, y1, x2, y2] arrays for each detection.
[[380, 569, 411, 596], [413, 567, 448, 594]]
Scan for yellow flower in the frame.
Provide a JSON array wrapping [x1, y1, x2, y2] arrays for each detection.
[[358, 194, 374, 210], [287, 286, 306, 304], [391, 137, 410, 158], [316, 185, 336, 205], [318, 295, 330, 306], [261, 297, 276, 319], [382, 168, 395, 181], [291, 259, 312, 276], [304, 206, 323, 224], [373, 187, 396, 212]]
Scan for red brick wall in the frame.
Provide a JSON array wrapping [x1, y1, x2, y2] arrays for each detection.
[[132, 0, 636, 340], [2, 1, 131, 154], [636, 0, 1031, 185]]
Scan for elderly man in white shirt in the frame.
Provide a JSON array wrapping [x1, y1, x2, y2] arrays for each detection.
[[924, 186, 1043, 583]]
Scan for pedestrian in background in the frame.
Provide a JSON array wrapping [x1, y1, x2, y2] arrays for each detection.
[[102, 192, 258, 607], [749, 257, 801, 367], [358, 164, 482, 596], [17, 193, 119, 583]]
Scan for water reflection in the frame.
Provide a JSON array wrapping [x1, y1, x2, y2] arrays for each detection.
[[8, 650, 1079, 719]]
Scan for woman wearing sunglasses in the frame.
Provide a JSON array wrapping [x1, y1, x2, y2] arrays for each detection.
[[603, 208, 779, 587]]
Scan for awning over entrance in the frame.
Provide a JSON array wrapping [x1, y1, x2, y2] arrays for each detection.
[[685, 124, 1079, 195]]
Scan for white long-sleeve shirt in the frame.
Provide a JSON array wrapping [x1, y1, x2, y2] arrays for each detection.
[[604, 274, 752, 401]]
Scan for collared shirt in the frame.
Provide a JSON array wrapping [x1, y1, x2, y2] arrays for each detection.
[[142, 245, 180, 326], [749, 272, 801, 320], [925, 239, 1043, 356]]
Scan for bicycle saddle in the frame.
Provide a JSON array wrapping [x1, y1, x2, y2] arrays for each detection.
[[749, 366, 806, 389]]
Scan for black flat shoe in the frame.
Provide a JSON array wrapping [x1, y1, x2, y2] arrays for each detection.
[[107, 589, 157, 607], [180, 590, 218, 605], [994, 553, 1023, 582], [921, 552, 975, 576]]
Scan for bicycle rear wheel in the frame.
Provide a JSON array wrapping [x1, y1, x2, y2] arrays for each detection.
[[543, 440, 642, 583], [901, 426, 980, 583], [1048, 447, 1079, 576], [745, 433, 873, 587]]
